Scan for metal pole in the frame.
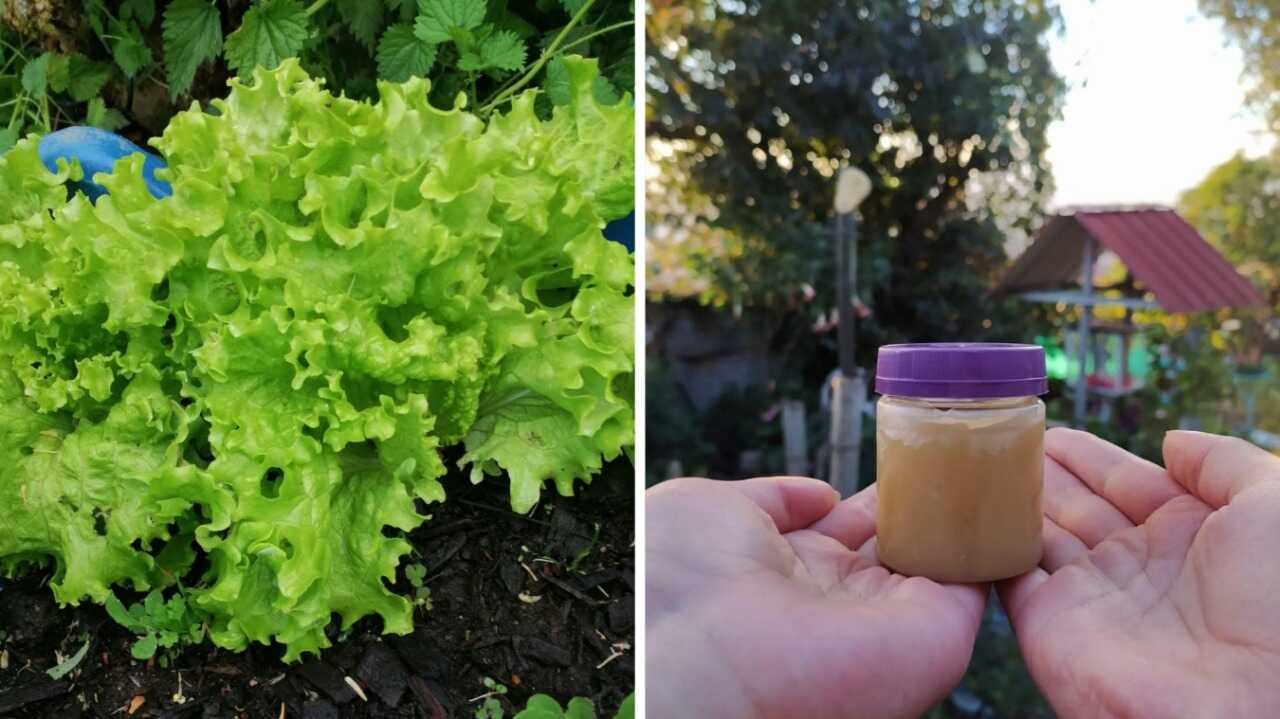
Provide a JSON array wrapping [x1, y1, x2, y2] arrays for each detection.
[[1074, 235, 1095, 427], [829, 213, 863, 495], [835, 213, 856, 376]]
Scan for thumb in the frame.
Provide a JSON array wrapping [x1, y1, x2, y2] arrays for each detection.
[[1162, 431, 1280, 509]]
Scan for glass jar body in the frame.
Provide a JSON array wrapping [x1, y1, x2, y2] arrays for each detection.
[[875, 394, 1044, 583]]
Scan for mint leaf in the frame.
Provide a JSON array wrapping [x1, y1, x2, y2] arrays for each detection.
[[86, 98, 130, 131], [111, 21, 154, 79], [338, 0, 384, 48], [162, 0, 223, 97], [480, 29, 524, 71], [20, 53, 50, 96], [544, 55, 570, 105], [46, 53, 70, 94], [68, 55, 114, 102], [377, 23, 437, 81], [414, 0, 486, 43], [225, 0, 311, 76], [121, 0, 156, 27]]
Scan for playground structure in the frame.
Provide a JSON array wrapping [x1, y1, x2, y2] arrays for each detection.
[[995, 206, 1267, 428]]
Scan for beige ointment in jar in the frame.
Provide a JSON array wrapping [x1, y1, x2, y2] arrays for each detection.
[[873, 343, 1048, 583]]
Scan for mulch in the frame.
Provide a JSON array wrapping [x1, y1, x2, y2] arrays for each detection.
[[0, 460, 635, 718]]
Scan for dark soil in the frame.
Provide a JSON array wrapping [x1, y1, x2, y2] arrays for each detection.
[[0, 461, 635, 719]]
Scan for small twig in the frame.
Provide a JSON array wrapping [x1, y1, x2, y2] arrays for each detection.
[[540, 574, 604, 606]]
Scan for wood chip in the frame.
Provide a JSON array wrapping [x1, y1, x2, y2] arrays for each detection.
[[345, 675, 369, 702], [517, 592, 542, 604], [0, 649, 8, 670], [126, 695, 145, 716], [278, 703, 286, 719]]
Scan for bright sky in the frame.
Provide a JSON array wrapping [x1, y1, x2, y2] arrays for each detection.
[[1045, 0, 1275, 209]]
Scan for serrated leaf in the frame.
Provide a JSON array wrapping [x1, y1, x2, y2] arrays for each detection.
[[376, 23, 437, 81], [121, 0, 156, 26], [86, 97, 130, 131], [225, 0, 311, 76], [544, 55, 570, 105], [68, 55, 114, 102], [479, 29, 524, 71], [111, 21, 154, 79], [590, 74, 618, 105], [162, 0, 223, 98], [46, 53, 70, 93], [84, 0, 108, 35], [20, 53, 50, 97], [414, 0, 486, 44], [337, 0, 384, 48]]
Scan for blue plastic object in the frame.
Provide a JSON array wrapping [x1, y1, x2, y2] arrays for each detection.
[[603, 211, 635, 252], [37, 126, 172, 201]]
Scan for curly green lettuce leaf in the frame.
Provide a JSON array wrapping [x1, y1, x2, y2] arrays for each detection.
[[0, 55, 633, 660]]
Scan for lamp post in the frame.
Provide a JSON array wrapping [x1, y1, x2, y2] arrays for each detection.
[[829, 167, 871, 497]]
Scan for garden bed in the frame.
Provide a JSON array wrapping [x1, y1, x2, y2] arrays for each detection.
[[0, 461, 635, 719]]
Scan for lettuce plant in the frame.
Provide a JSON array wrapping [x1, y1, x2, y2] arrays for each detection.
[[0, 55, 632, 661]]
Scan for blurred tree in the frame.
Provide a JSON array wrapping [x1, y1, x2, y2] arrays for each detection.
[[1178, 152, 1280, 311], [647, 0, 1067, 376], [1200, 0, 1280, 135]]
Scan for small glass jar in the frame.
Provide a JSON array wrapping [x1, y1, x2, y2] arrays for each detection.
[[874, 343, 1047, 583]]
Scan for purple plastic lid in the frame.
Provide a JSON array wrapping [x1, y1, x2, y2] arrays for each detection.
[[875, 343, 1048, 399]]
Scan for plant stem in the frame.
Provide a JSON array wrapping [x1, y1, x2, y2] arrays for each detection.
[[305, 0, 331, 17], [477, 0, 599, 113], [556, 19, 633, 56]]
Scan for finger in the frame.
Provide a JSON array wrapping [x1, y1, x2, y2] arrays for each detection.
[[1046, 427, 1185, 523], [728, 476, 841, 533], [1041, 515, 1089, 573], [997, 566, 1049, 624], [1043, 454, 1133, 547], [856, 535, 881, 567], [808, 483, 878, 549], [1163, 431, 1280, 509]]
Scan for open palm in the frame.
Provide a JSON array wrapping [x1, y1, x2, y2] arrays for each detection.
[[647, 476, 985, 719], [1001, 429, 1280, 718]]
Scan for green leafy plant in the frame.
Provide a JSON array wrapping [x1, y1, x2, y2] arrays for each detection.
[[404, 562, 433, 609], [0, 55, 632, 661], [2, 0, 631, 143], [105, 590, 207, 660], [476, 677, 510, 719], [514, 693, 635, 719]]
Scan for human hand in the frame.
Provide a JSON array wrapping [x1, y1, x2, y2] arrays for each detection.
[[1000, 429, 1280, 718], [646, 476, 986, 719]]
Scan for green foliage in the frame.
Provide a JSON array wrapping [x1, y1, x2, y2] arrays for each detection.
[[1178, 152, 1280, 311], [648, 0, 1066, 376], [644, 358, 713, 484], [224, 0, 311, 77], [162, 0, 225, 96], [476, 677, 510, 719], [514, 693, 635, 719], [0, 57, 632, 661], [404, 562, 433, 608], [105, 590, 207, 660], [0, 0, 631, 139], [45, 634, 92, 680], [1199, 0, 1280, 134]]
